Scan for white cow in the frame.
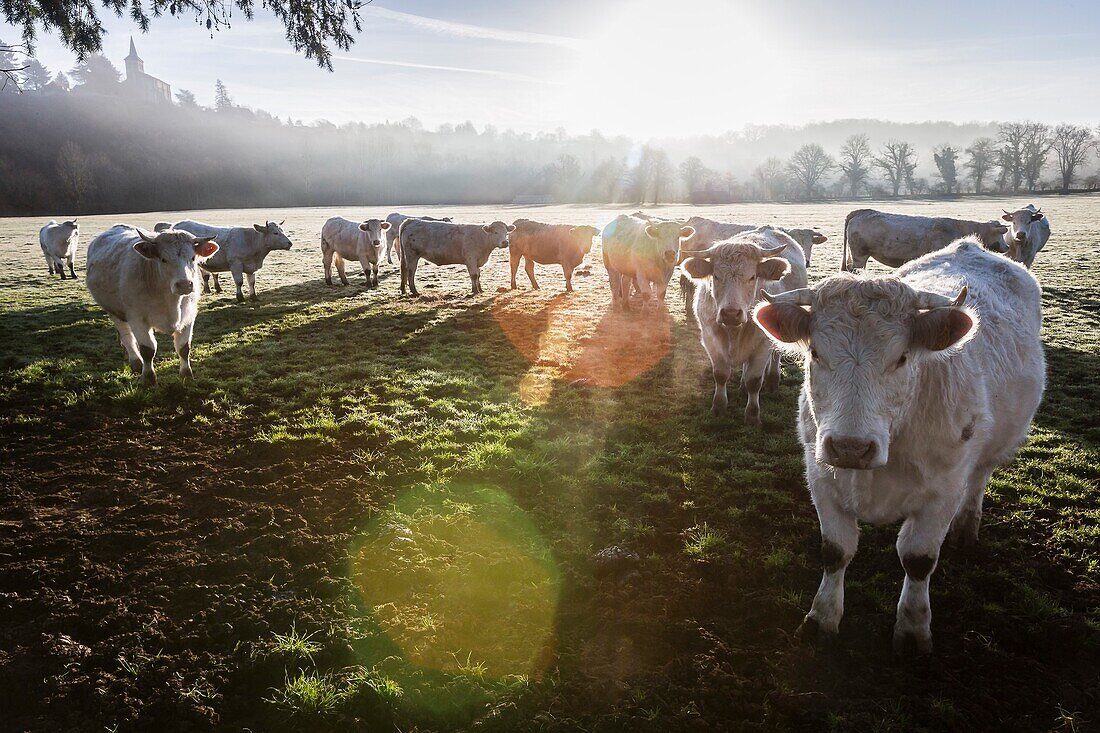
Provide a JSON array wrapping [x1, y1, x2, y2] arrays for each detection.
[[39, 219, 79, 279], [754, 238, 1045, 654], [86, 225, 219, 385], [321, 217, 390, 288], [681, 228, 806, 424], [602, 214, 695, 310], [1001, 205, 1051, 269], [167, 220, 293, 302], [685, 216, 828, 266]]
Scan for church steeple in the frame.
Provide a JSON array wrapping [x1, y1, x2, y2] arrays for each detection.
[[124, 36, 144, 79]]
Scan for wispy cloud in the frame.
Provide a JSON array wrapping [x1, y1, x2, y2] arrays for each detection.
[[213, 42, 564, 85], [366, 6, 585, 50]]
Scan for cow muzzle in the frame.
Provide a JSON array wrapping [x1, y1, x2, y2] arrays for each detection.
[[663, 251, 678, 265], [822, 435, 881, 470], [1015, 232, 1027, 242], [173, 279, 195, 295], [717, 307, 748, 327], [372, 240, 381, 247]]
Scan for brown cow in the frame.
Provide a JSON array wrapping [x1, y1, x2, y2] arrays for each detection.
[[508, 219, 599, 292]]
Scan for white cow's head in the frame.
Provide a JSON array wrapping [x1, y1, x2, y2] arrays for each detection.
[[754, 275, 976, 470], [358, 218, 391, 259], [645, 220, 695, 267], [682, 238, 790, 327], [483, 221, 516, 249], [254, 219, 293, 250], [782, 228, 827, 267], [62, 219, 79, 232], [1001, 206, 1044, 247], [133, 228, 219, 296]]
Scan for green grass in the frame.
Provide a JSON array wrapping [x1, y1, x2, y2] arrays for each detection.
[[0, 201, 1097, 732]]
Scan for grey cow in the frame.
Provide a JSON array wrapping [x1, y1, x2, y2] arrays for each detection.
[[384, 213, 453, 265], [86, 225, 219, 385], [167, 219, 293, 302], [398, 219, 514, 296], [321, 216, 390, 288], [842, 209, 1008, 271], [1000, 205, 1051, 269]]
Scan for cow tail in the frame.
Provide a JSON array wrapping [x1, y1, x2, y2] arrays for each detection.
[[841, 210, 855, 272], [680, 272, 696, 322]]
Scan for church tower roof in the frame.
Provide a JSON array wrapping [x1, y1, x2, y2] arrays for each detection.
[[125, 37, 141, 63]]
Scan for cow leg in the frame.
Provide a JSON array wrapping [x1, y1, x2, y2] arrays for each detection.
[[174, 322, 194, 380], [466, 261, 481, 295], [742, 348, 770, 427], [334, 254, 349, 286], [525, 258, 539, 289], [322, 246, 335, 286], [893, 496, 956, 655], [57, 258, 67, 280], [358, 254, 374, 288], [371, 262, 379, 288], [563, 265, 574, 293], [606, 268, 621, 308], [385, 233, 395, 265], [947, 466, 993, 549], [764, 350, 782, 392], [509, 250, 521, 289], [246, 271, 258, 301], [67, 257, 76, 279], [802, 486, 860, 639], [132, 326, 158, 386], [201, 271, 212, 294], [110, 316, 143, 373], [212, 273, 222, 293], [230, 265, 245, 303], [405, 256, 420, 297], [46, 256, 54, 275]]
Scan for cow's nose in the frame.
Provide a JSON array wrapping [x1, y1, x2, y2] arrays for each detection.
[[175, 279, 195, 294], [373, 240, 381, 247], [663, 251, 678, 264], [1016, 232, 1027, 241], [823, 436, 878, 469], [717, 308, 746, 326]]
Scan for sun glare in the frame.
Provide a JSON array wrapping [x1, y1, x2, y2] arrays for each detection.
[[570, 0, 791, 137]]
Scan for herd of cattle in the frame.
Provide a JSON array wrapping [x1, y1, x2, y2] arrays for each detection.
[[35, 203, 1053, 654]]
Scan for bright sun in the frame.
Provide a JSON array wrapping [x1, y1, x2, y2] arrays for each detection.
[[568, 0, 792, 138]]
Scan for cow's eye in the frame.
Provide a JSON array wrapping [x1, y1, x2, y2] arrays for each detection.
[[895, 353, 909, 369], [810, 347, 819, 361]]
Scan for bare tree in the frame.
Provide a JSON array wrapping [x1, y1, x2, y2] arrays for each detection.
[[56, 141, 93, 210], [838, 133, 871, 198], [753, 157, 787, 201], [0, 40, 29, 92], [964, 137, 995, 193], [679, 156, 711, 200], [1020, 122, 1053, 192], [787, 143, 835, 198], [1050, 124, 1094, 192], [997, 122, 1027, 192], [650, 149, 674, 204], [932, 144, 959, 193], [874, 140, 918, 196]]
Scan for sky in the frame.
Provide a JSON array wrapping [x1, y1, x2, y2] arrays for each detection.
[[4, 0, 1100, 138]]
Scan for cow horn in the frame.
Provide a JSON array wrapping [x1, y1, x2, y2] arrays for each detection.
[[914, 285, 967, 310], [760, 288, 812, 306], [135, 227, 157, 243], [278, 219, 286, 226], [1002, 209, 1012, 216], [195, 235, 217, 244], [759, 242, 788, 256], [680, 247, 717, 259]]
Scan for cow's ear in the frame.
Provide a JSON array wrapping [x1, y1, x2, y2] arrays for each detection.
[[133, 241, 158, 259], [644, 225, 659, 239], [1001, 213, 1013, 222], [380, 221, 391, 230], [911, 307, 975, 351], [194, 238, 219, 258], [1031, 212, 1044, 221], [993, 224, 1008, 234], [812, 232, 828, 244], [482, 225, 492, 233], [506, 224, 516, 233], [359, 223, 370, 232], [681, 257, 713, 279], [254, 224, 268, 233], [754, 302, 811, 343], [679, 225, 695, 240], [757, 257, 790, 281]]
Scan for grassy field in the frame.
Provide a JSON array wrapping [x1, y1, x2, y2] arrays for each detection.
[[0, 198, 1097, 732]]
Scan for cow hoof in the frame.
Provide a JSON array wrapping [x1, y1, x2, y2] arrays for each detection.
[[250, 295, 259, 302], [236, 295, 245, 303], [744, 412, 762, 428], [129, 359, 143, 374], [797, 615, 838, 646], [180, 366, 193, 380], [893, 627, 933, 657], [142, 372, 157, 387]]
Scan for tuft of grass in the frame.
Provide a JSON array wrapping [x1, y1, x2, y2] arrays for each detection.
[[265, 671, 343, 718], [683, 522, 726, 562], [271, 624, 323, 662]]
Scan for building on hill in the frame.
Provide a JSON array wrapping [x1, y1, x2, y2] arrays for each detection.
[[123, 37, 171, 104]]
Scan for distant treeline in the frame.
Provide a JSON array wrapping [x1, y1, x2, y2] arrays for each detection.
[[2, 59, 1099, 215]]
